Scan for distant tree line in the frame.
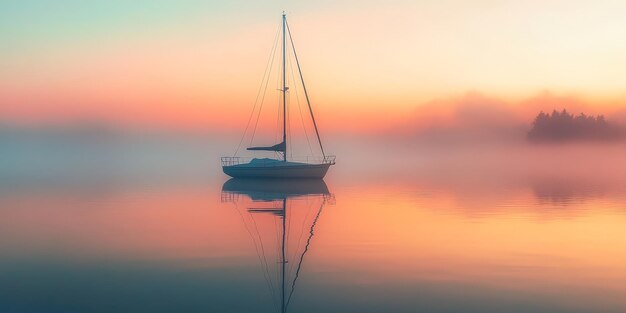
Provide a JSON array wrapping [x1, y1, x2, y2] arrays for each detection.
[[528, 109, 622, 142]]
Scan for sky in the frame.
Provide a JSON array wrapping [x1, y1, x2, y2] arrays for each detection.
[[2, 0, 626, 134]]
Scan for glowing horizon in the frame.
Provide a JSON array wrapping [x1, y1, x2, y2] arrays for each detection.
[[3, 1, 626, 133]]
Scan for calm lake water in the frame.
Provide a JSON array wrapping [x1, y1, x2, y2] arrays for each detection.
[[2, 138, 626, 312]]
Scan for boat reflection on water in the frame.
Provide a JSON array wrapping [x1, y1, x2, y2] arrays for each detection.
[[221, 179, 334, 313]]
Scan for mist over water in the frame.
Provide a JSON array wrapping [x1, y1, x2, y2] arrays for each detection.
[[2, 130, 626, 312], [5, 0, 626, 310]]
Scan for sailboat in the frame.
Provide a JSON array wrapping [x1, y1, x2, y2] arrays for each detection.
[[221, 178, 333, 312], [221, 13, 335, 179]]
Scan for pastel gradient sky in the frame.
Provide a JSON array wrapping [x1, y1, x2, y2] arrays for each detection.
[[2, 0, 626, 133]]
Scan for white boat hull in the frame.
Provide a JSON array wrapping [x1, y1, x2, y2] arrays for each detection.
[[223, 163, 331, 179]]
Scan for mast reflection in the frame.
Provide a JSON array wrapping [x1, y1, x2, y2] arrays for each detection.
[[221, 178, 334, 313]]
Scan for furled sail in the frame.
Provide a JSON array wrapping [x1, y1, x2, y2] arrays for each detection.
[[247, 141, 285, 152]]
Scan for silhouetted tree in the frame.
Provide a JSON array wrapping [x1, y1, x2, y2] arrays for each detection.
[[528, 109, 621, 142]]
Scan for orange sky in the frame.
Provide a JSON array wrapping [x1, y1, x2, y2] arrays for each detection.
[[2, 1, 626, 133]]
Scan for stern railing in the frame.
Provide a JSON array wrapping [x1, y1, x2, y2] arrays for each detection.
[[221, 155, 335, 167]]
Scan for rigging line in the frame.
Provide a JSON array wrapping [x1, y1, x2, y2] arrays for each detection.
[[285, 201, 325, 310], [288, 200, 314, 277], [285, 198, 292, 262], [234, 205, 279, 313], [283, 51, 290, 160], [274, 209, 282, 286], [275, 47, 282, 143], [274, 51, 283, 160], [250, 213, 280, 307], [288, 44, 314, 156], [234, 24, 281, 156], [287, 200, 299, 274], [286, 56, 293, 159], [285, 200, 293, 266], [285, 55, 289, 160], [285, 20, 326, 157], [255, 217, 281, 313], [284, 198, 295, 277], [274, 206, 281, 254], [275, 71, 281, 148], [249, 24, 281, 147], [284, 201, 304, 278], [272, 202, 282, 283]]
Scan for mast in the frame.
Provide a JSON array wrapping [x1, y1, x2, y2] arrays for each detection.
[[281, 197, 287, 313], [282, 12, 287, 162]]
